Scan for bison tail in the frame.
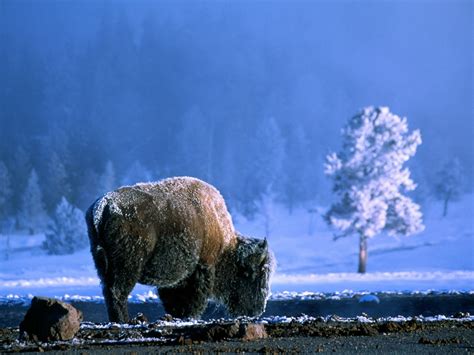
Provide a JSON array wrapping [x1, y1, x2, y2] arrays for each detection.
[[85, 198, 110, 277]]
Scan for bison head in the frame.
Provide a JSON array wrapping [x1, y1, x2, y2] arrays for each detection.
[[226, 236, 275, 317]]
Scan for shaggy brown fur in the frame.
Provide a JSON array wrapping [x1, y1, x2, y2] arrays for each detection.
[[85, 177, 274, 323]]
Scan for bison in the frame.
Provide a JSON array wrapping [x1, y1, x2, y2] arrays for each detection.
[[85, 176, 274, 323]]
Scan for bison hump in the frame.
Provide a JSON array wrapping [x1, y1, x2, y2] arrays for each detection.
[[92, 188, 155, 230], [137, 177, 238, 261]]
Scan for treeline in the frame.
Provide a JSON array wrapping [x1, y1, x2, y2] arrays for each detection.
[[0, 4, 327, 229], [0, 2, 470, 233]]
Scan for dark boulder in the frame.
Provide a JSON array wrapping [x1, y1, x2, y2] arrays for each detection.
[[19, 297, 83, 341], [239, 323, 268, 340], [174, 321, 268, 343]]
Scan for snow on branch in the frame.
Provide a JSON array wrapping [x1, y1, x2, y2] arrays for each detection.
[[325, 106, 424, 240]]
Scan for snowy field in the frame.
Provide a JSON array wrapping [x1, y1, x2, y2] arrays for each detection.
[[0, 194, 472, 300]]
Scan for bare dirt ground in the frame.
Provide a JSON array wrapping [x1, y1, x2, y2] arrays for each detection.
[[1, 317, 473, 353], [1, 293, 473, 353]]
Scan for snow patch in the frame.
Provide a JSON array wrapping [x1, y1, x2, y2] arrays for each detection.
[[260, 314, 474, 324], [1, 194, 473, 298], [0, 277, 99, 288], [270, 289, 473, 301], [272, 271, 474, 284], [1, 289, 472, 306]]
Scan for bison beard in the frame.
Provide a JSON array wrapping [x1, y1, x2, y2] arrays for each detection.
[[85, 177, 274, 323]]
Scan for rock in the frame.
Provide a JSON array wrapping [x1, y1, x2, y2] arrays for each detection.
[[130, 312, 148, 325], [161, 314, 174, 322], [184, 321, 267, 342], [177, 335, 193, 345], [355, 323, 378, 336], [453, 311, 470, 318], [379, 321, 401, 333], [19, 297, 83, 341], [239, 323, 267, 341], [358, 294, 380, 304], [328, 314, 344, 322], [201, 322, 240, 341]]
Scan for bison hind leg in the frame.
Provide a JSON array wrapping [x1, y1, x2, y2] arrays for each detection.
[[158, 264, 214, 319], [98, 245, 146, 323]]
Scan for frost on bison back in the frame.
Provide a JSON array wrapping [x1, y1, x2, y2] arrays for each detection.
[[85, 176, 275, 323]]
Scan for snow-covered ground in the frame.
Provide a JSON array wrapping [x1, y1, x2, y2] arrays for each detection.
[[237, 193, 474, 293], [0, 194, 472, 299]]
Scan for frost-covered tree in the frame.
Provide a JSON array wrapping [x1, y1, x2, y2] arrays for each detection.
[[325, 107, 424, 273], [12, 146, 31, 211], [0, 161, 13, 221], [45, 151, 71, 211], [18, 169, 48, 234], [253, 117, 285, 234], [433, 158, 465, 217], [254, 117, 284, 198], [76, 169, 99, 211], [98, 160, 117, 195], [282, 124, 312, 213], [43, 197, 88, 255], [242, 116, 284, 220], [256, 189, 277, 238]]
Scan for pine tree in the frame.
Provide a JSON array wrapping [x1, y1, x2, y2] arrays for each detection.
[[12, 146, 31, 212], [433, 157, 464, 217], [282, 124, 311, 213], [18, 169, 47, 234], [325, 107, 424, 273], [254, 117, 284, 205], [45, 151, 71, 211], [43, 197, 88, 255], [245, 117, 284, 233], [76, 169, 100, 211], [0, 161, 12, 221]]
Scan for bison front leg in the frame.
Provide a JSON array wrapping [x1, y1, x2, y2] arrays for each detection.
[[158, 264, 214, 319], [102, 285, 133, 323]]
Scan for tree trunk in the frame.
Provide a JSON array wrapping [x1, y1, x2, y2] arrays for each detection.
[[5, 234, 10, 261], [443, 196, 449, 217], [288, 196, 293, 215], [443, 190, 452, 217], [358, 236, 368, 274]]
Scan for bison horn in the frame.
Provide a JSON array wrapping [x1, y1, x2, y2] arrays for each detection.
[[258, 239, 268, 265]]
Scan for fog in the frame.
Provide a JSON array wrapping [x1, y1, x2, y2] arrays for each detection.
[[0, 0, 472, 217]]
